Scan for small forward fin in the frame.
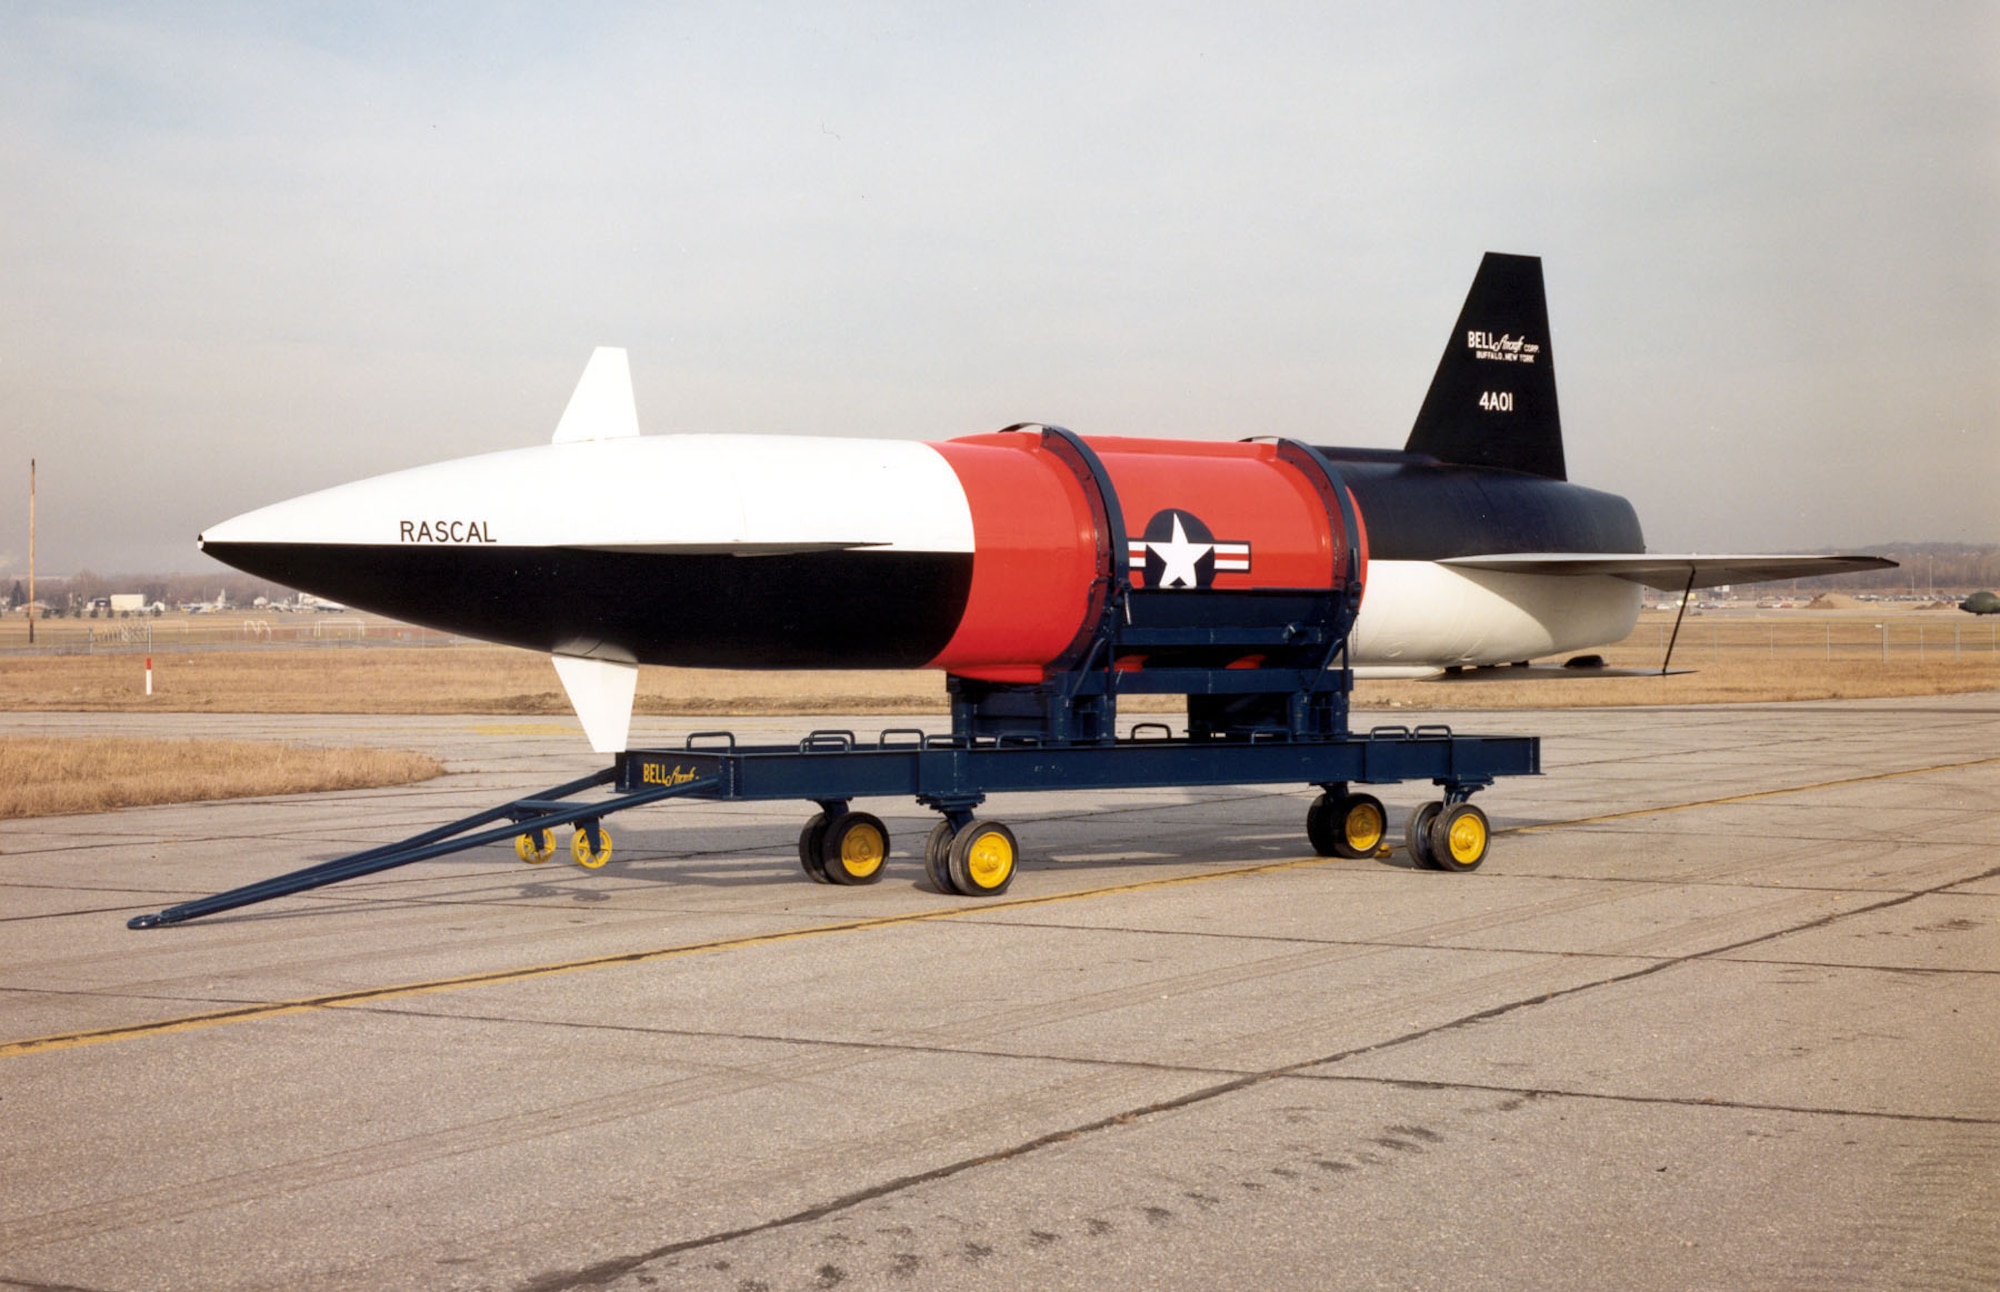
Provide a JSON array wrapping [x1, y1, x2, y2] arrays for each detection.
[[552, 654, 638, 753], [552, 347, 640, 444]]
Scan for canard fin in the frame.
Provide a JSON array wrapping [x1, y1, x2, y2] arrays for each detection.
[[552, 654, 638, 753], [552, 347, 640, 444]]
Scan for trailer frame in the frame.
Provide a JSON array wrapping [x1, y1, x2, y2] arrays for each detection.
[[127, 721, 1538, 928], [128, 424, 1539, 929]]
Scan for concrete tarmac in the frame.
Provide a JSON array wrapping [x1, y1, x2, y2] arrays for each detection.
[[2, 696, 1996, 1291]]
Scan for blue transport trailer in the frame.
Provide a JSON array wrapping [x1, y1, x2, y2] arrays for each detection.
[[127, 722, 1538, 929], [128, 430, 1538, 929]]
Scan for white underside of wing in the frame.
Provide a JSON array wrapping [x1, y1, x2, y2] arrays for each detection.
[[1440, 552, 1896, 591]]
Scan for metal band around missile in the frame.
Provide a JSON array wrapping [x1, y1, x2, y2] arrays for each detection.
[[997, 423, 1133, 674], [1262, 437, 1366, 690]]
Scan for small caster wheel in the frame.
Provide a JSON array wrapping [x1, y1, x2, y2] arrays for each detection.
[[948, 820, 1018, 896], [1428, 802, 1490, 872], [515, 829, 556, 864], [821, 812, 890, 885], [924, 819, 959, 893], [798, 812, 832, 883], [571, 824, 613, 869], [1406, 801, 1443, 869], [1308, 792, 1386, 859]]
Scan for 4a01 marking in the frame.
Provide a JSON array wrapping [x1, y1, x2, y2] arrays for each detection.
[[1478, 391, 1515, 412], [399, 519, 494, 543]]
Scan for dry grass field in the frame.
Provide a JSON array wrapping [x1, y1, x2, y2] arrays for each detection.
[[0, 645, 952, 714], [2, 609, 1994, 716], [1364, 610, 2000, 709], [0, 738, 442, 820], [2, 610, 1990, 818], [0, 611, 448, 652]]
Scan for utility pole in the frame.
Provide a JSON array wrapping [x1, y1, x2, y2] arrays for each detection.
[[27, 458, 35, 646]]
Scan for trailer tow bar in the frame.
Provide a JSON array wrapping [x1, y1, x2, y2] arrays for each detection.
[[127, 768, 718, 929]]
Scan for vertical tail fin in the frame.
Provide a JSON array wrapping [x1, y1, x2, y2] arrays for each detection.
[[1405, 252, 1565, 480]]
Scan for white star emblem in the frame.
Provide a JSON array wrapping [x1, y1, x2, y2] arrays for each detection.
[[1148, 513, 1212, 588]]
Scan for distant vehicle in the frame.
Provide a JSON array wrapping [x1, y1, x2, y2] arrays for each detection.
[[1961, 591, 2000, 615]]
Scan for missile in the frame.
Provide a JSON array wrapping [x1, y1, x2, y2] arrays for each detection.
[[200, 255, 1894, 750]]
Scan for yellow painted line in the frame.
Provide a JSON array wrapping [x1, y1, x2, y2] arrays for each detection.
[[0, 855, 1336, 1061], [10, 752, 1995, 1062], [1511, 755, 2000, 834]]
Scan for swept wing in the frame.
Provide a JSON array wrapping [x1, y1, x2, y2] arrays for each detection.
[[1440, 553, 1894, 591]]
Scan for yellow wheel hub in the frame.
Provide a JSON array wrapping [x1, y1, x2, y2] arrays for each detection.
[[572, 826, 613, 869], [965, 832, 1014, 889], [838, 823, 886, 878], [516, 830, 555, 864], [1445, 812, 1486, 863], [1344, 802, 1385, 852]]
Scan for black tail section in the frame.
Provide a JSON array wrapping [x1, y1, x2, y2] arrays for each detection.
[[1405, 252, 1565, 480]]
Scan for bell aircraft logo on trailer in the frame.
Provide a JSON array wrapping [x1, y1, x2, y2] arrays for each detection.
[[1127, 510, 1250, 589], [1466, 331, 1540, 364], [638, 761, 702, 787]]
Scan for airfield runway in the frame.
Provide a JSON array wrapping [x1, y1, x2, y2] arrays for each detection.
[[2, 696, 1996, 1291]]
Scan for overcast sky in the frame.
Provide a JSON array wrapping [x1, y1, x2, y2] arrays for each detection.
[[1, 1, 1994, 577]]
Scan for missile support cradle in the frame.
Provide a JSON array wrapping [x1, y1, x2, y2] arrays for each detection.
[[129, 427, 1540, 928]]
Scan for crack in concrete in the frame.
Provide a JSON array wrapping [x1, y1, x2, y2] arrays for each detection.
[[515, 853, 2000, 1290], [1291, 1072, 2000, 1126], [349, 1002, 1256, 1079]]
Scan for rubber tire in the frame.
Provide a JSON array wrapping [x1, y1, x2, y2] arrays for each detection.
[[571, 825, 612, 869], [924, 819, 959, 894], [1309, 792, 1386, 859], [1406, 801, 1443, 869], [820, 812, 890, 885], [947, 820, 1018, 896], [798, 812, 831, 883], [1427, 802, 1490, 873], [1305, 792, 1342, 856]]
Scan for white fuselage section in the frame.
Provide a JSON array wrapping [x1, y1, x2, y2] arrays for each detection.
[[1348, 560, 1642, 677]]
